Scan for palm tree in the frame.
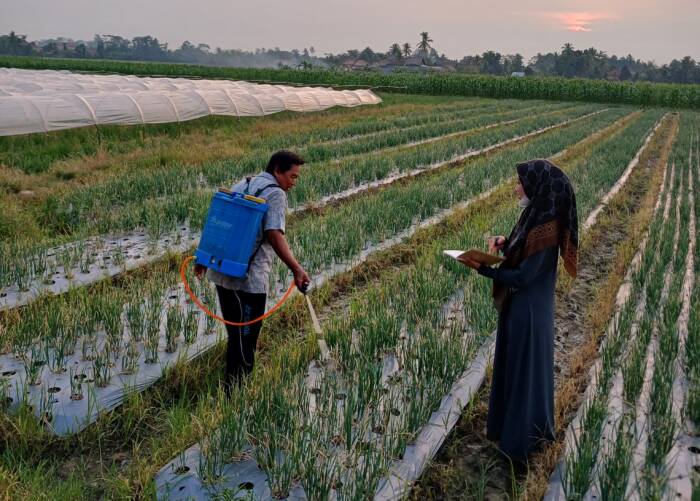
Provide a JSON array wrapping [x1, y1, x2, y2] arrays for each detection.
[[416, 32, 433, 56], [389, 43, 402, 59], [402, 43, 412, 58]]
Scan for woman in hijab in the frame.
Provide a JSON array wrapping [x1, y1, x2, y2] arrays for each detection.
[[462, 158, 578, 466]]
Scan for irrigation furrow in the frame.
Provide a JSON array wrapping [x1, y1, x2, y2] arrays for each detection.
[[662, 140, 699, 499], [374, 334, 496, 501], [322, 106, 580, 165], [543, 113, 696, 500], [265, 98, 527, 151], [295, 109, 605, 213], [335, 116, 521, 157], [623, 162, 685, 500], [0, 108, 609, 311], [541, 123, 678, 501], [0, 107, 627, 436], [577, 153, 673, 501], [150, 110, 667, 501], [583, 115, 667, 230], [154, 289, 477, 500], [304, 100, 537, 148], [276, 109, 613, 302]]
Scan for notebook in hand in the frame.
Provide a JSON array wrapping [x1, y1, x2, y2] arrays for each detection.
[[443, 249, 505, 266]]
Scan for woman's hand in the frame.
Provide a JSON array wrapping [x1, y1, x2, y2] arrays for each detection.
[[488, 235, 506, 254]]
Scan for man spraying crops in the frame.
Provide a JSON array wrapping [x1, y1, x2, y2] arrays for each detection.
[[195, 150, 310, 391]]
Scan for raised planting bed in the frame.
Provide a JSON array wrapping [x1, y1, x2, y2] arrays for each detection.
[[151, 111, 669, 500], [0, 108, 656, 436], [0, 105, 609, 310]]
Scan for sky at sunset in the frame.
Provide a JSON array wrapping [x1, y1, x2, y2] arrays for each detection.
[[1, 0, 697, 64]]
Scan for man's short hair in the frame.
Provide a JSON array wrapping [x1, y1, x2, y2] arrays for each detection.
[[266, 150, 305, 174]]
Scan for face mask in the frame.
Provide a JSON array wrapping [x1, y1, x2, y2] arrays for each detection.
[[518, 195, 531, 208]]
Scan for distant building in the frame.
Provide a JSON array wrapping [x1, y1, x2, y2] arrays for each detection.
[[363, 56, 456, 74], [369, 58, 395, 74], [511, 71, 526, 77], [339, 54, 456, 74], [35, 37, 87, 54], [341, 59, 370, 71], [606, 68, 621, 81]]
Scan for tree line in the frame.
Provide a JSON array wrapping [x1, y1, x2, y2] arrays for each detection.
[[1, 30, 699, 84]]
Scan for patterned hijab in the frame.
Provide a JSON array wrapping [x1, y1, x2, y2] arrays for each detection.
[[503, 159, 579, 278]]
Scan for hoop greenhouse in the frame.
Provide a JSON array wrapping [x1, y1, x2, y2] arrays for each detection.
[[0, 68, 382, 136]]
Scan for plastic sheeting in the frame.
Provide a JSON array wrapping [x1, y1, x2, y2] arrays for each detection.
[[0, 108, 607, 311], [153, 292, 486, 501], [0, 281, 226, 436], [0, 68, 382, 136]]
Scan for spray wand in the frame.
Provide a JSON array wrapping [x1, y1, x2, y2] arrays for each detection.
[[299, 283, 330, 361], [181, 256, 330, 360]]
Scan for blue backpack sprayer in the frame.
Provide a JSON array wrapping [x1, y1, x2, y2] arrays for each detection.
[[195, 181, 275, 279], [180, 179, 328, 359]]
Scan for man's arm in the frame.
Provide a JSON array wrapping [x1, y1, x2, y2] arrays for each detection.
[[267, 229, 310, 290]]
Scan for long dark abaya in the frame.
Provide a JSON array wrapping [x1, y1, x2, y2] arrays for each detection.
[[477, 247, 558, 461], [476, 158, 579, 461]]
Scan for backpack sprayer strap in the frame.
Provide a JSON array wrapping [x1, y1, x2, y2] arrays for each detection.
[[243, 176, 253, 196], [243, 177, 282, 269], [243, 176, 280, 196]]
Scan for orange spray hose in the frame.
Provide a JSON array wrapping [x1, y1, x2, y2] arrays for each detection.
[[180, 255, 296, 327]]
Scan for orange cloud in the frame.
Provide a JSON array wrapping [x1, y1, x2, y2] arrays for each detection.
[[542, 11, 617, 32]]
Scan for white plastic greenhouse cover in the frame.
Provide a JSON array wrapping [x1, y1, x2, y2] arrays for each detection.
[[0, 68, 382, 136]]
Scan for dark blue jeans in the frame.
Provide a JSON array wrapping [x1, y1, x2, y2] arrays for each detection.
[[216, 286, 267, 390]]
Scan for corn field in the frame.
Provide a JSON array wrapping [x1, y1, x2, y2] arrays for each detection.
[[2, 55, 700, 109], [0, 69, 698, 499]]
